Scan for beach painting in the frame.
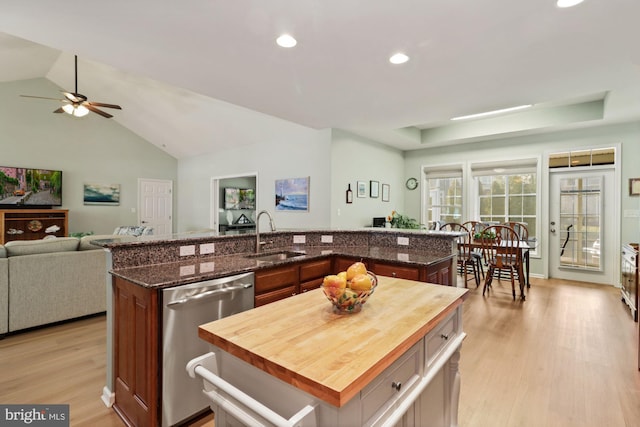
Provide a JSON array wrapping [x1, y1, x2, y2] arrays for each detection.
[[275, 177, 309, 211], [84, 183, 120, 206]]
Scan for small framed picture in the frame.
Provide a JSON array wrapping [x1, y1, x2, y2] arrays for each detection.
[[630, 178, 640, 196], [382, 184, 390, 202], [357, 181, 367, 198], [370, 180, 379, 198]]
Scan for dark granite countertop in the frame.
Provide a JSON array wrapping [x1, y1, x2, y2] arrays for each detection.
[[110, 245, 453, 289]]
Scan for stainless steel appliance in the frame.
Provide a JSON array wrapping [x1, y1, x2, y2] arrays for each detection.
[[162, 272, 254, 426], [621, 243, 638, 322]]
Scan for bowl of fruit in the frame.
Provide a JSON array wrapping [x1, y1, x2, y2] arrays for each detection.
[[321, 262, 378, 314]]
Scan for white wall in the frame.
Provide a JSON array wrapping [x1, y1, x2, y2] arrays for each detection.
[[177, 125, 332, 232], [330, 130, 406, 228], [2, 78, 178, 234]]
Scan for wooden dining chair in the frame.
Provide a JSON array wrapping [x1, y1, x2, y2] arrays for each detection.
[[480, 225, 525, 300], [504, 221, 529, 242], [461, 221, 486, 279], [439, 222, 480, 287]]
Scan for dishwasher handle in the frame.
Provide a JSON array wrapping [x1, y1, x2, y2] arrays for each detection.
[[167, 283, 253, 307]]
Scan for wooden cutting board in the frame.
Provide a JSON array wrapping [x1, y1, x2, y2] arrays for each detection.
[[198, 276, 468, 406]]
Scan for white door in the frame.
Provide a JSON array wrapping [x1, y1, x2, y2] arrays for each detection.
[[549, 169, 615, 285], [138, 178, 173, 235]]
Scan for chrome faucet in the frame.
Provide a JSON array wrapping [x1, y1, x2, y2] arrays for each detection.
[[255, 210, 276, 253]]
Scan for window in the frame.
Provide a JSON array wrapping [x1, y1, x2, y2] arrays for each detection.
[[471, 159, 539, 252], [423, 165, 463, 228]]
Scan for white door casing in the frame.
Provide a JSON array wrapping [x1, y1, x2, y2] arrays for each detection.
[[138, 178, 173, 235]]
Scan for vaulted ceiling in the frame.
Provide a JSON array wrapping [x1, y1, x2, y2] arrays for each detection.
[[2, 0, 640, 159]]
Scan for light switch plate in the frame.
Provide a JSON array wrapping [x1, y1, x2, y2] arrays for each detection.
[[200, 243, 215, 255], [293, 235, 306, 244], [321, 235, 333, 243], [180, 245, 196, 256], [397, 236, 409, 246]]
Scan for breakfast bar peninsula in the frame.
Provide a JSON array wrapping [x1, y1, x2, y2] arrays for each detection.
[[189, 276, 468, 427]]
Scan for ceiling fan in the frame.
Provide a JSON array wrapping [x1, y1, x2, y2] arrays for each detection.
[[20, 55, 122, 118]]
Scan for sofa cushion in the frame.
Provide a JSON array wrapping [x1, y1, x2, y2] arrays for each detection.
[[4, 237, 80, 257], [79, 234, 137, 251], [0, 245, 6, 258]]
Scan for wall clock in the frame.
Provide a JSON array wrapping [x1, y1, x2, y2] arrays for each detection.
[[405, 177, 418, 190]]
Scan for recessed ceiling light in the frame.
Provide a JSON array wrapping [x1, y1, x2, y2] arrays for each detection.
[[450, 104, 533, 121], [276, 34, 297, 48], [389, 53, 409, 65], [557, 0, 585, 8]]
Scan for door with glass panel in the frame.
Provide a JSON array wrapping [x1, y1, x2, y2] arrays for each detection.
[[549, 170, 615, 284]]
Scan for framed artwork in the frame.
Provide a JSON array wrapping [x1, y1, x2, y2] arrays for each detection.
[[370, 180, 379, 198], [83, 183, 120, 206], [382, 184, 390, 202], [630, 178, 640, 196], [357, 181, 367, 198], [275, 177, 309, 211]]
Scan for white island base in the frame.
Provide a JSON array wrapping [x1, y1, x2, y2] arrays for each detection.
[[188, 278, 467, 427]]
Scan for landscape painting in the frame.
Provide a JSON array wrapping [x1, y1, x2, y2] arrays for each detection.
[[275, 177, 309, 211], [84, 183, 120, 206]]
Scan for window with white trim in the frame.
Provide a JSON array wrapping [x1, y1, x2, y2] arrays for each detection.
[[423, 166, 463, 228], [471, 159, 539, 250]]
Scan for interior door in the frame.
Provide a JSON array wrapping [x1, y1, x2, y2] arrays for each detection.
[[138, 178, 173, 235], [549, 170, 615, 284]]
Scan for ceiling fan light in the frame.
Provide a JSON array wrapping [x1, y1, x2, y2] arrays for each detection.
[[557, 0, 584, 8], [62, 103, 89, 117]]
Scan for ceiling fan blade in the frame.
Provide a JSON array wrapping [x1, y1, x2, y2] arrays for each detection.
[[20, 95, 66, 102], [53, 107, 65, 113], [84, 103, 113, 118], [87, 101, 122, 110]]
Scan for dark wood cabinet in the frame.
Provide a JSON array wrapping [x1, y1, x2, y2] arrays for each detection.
[[425, 258, 454, 286], [254, 258, 332, 306], [0, 209, 68, 244], [113, 277, 159, 427], [370, 261, 421, 281]]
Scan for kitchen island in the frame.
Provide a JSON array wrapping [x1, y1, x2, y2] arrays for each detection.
[[99, 228, 462, 426], [189, 276, 468, 427]]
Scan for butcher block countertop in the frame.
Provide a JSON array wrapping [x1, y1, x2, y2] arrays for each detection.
[[198, 276, 468, 407]]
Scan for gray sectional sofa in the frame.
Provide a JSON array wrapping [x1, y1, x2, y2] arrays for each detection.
[[0, 234, 135, 335]]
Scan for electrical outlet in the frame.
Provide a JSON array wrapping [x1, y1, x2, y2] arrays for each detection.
[[200, 243, 215, 255], [321, 235, 333, 243], [180, 245, 196, 256], [180, 265, 195, 276], [200, 262, 215, 273], [397, 236, 409, 246], [293, 235, 306, 244]]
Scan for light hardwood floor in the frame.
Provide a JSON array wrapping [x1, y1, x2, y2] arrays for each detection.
[[0, 278, 638, 427]]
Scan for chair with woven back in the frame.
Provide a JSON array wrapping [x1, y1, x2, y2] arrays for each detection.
[[439, 222, 480, 288], [480, 224, 525, 300]]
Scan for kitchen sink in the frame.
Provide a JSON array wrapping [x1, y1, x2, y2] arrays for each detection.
[[245, 250, 306, 263]]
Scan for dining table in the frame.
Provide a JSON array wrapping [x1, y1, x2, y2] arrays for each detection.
[[463, 237, 537, 295]]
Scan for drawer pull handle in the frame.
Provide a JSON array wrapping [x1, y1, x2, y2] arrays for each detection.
[[441, 333, 449, 340], [391, 381, 402, 392], [392, 272, 397, 277]]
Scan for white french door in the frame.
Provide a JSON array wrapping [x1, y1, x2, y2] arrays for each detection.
[[549, 169, 615, 285]]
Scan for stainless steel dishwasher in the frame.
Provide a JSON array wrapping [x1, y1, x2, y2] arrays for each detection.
[[161, 271, 254, 426]]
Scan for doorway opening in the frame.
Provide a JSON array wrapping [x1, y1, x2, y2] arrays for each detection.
[[210, 173, 257, 234]]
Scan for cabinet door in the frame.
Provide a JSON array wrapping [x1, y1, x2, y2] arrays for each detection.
[[299, 258, 332, 282], [425, 258, 454, 286], [333, 256, 363, 273], [254, 265, 299, 306], [372, 261, 421, 281], [113, 277, 159, 427]]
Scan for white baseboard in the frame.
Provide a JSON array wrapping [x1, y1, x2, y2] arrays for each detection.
[[101, 386, 115, 407]]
